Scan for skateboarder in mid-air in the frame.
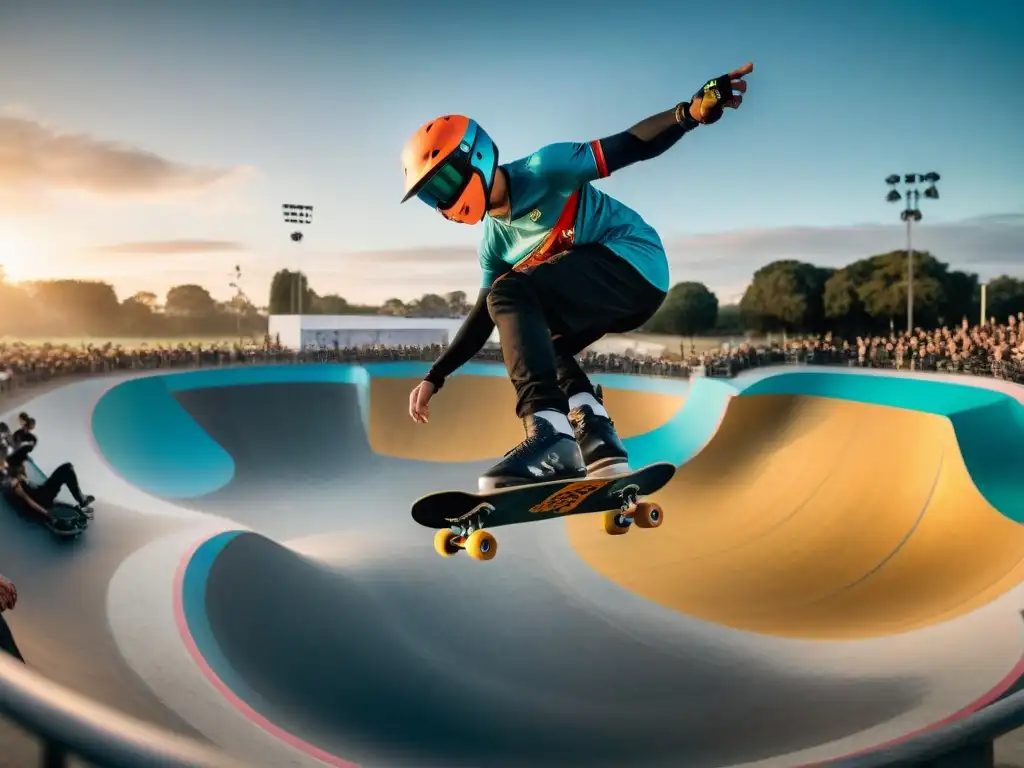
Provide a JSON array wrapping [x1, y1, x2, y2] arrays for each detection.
[[402, 63, 754, 492]]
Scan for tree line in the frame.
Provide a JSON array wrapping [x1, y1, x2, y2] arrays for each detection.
[[1, 254, 1021, 339], [644, 251, 1024, 337], [0, 265, 475, 338], [268, 270, 472, 319]]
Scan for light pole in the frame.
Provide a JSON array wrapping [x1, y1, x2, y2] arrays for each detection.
[[885, 172, 940, 332], [228, 264, 245, 342], [282, 203, 314, 315]]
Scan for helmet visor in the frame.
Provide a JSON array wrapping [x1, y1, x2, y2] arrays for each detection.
[[415, 155, 474, 210]]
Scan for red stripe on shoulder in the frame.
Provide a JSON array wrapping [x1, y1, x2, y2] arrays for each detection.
[[589, 139, 609, 178]]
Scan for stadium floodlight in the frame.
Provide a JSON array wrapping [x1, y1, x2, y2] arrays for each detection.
[[282, 203, 313, 225], [281, 203, 314, 314], [885, 172, 941, 332]]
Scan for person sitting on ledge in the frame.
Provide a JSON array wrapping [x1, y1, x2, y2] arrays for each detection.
[[2, 446, 94, 526], [12, 413, 38, 452]]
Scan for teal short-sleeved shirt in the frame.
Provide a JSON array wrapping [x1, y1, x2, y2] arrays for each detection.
[[478, 140, 669, 293]]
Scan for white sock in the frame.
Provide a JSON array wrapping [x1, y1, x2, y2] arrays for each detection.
[[568, 392, 609, 418], [534, 409, 574, 436]]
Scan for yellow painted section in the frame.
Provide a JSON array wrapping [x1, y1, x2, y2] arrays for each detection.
[[368, 376, 683, 462], [564, 395, 1024, 639]]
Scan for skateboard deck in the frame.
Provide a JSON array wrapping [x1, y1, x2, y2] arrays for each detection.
[[45, 502, 88, 540], [411, 462, 675, 561]]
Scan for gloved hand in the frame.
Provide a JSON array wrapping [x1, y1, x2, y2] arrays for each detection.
[[0, 578, 17, 612], [690, 62, 754, 124]]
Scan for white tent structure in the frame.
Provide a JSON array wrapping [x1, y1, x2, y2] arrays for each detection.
[[268, 314, 496, 349]]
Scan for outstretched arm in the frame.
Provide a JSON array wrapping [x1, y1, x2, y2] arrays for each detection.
[[600, 62, 753, 173]]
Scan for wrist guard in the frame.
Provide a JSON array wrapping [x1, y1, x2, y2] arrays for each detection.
[[691, 75, 733, 124]]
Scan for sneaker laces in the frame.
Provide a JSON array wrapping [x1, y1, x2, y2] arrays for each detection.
[[504, 431, 545, 459]]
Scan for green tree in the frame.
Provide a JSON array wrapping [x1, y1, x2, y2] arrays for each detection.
[[120, 293, 159, 335], [713, 304, 745, 334], [859, 251, 944, 328], [268, 270, 316, 314], [823, 251, 977, 332], [410, 293, 450, 317], [740, 261, 834, 332], [940, 269, 979, 327], [446, 290, 470, 316], [380, 298, 408, 316], [27, 279, 123, 335], [165, 284, 217, 317], [316, 294, 349, 314], [129, 291, 159, 311], [0, 281, 35, 335], [644, 282, 719, 336], [985, 276, 1024, 322]]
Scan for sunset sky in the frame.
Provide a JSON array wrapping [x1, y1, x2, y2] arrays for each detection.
[[0, 0, 1021, 306]]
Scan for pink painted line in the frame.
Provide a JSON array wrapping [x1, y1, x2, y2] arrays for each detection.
[[797, 652, 1024, 767], [172, 535, 361, 768]]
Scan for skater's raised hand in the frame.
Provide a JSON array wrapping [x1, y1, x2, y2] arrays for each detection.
[[689, 62, 753, 124], [0, 577, 17, 612], [409, 380, 437, 424]]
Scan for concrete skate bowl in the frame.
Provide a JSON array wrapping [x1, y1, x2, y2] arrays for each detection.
[[5, 363, 1024, 767]]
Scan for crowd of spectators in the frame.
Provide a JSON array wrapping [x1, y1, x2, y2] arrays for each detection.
[[697, 313, 1024, 382], [1, 314, 1023, 405]]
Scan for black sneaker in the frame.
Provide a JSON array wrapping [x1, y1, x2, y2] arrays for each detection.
[[478, 413, 586, 492], [569, 386, 630, 477]]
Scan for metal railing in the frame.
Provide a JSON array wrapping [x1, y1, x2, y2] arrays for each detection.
[[0, 652, 242, 767]]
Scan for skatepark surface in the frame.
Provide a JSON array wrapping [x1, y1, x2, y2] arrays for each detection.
[[4, 362, 1024, 767]]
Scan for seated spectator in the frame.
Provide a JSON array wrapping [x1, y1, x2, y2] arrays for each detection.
[[0, 575, 22, 663], [12, 413, 37, 451], [2, 446, 94, 525], [0, 422, 11, 457]]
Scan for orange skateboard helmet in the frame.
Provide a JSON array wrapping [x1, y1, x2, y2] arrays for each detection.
[[400, 115, 499, 224]]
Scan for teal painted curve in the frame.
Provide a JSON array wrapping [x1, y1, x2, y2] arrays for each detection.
[[947, 400, 1024, 522], [92, 375, 235, 499], [740, 371, 1006, 415], [620, 377, 736, 468], [734, 371, 1024, 523]]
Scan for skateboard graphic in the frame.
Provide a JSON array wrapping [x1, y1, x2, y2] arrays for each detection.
[[411, 462, 675, 561]]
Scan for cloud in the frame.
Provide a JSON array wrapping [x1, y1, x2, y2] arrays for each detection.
[[663, 213, 1024, 270], [89, 239, 246, 255], [343, 245, 478, 265], [0, 116, 249, 210]]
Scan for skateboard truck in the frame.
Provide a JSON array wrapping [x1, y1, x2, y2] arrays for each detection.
[[444, 502, 495, 538], [608, 484, 642, 528]]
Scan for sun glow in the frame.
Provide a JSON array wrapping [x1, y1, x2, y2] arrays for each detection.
[[0, 226, 45, 283]]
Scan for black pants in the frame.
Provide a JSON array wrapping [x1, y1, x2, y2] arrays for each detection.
[[0, 613, 24, 662], [487, 243, 666, 418], [27, 462, 85, 508]]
